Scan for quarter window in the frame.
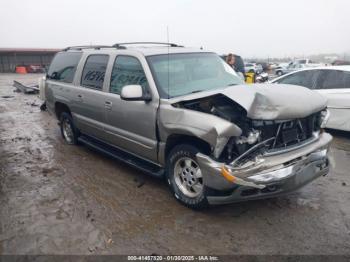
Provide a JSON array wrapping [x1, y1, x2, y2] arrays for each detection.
[[81, 55, 109, 90], [47, 52, 82, 83], [110, 56, 148, 95]]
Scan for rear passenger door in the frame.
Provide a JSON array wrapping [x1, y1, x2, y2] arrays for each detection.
[[72, 54, 110, 140], [103, 55, 159, 162]]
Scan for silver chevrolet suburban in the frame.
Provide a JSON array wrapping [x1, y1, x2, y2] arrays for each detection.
[[45, 42, 332, 208]]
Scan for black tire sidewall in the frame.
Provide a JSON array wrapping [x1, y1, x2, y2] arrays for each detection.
[[60, 112, 78, 145], [166, 144, 208, 209]]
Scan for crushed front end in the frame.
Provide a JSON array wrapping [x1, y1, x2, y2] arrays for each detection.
[[195, 105, 332, 204]]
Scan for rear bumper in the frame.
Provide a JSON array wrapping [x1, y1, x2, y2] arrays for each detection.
[[196, 132, 332, 205]]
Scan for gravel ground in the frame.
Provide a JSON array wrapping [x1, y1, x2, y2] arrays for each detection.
[[0, 73, 350, 255]]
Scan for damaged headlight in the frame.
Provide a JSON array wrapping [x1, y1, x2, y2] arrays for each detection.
[[236, 129, 261, 145], [320, 109, 330, 129], [248, 165, 294, 183]]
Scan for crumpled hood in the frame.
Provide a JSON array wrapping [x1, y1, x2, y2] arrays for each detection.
[[170, 84, 327, 120]]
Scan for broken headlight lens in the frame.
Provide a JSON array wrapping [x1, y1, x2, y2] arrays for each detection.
[[320, 109, 330, 129]]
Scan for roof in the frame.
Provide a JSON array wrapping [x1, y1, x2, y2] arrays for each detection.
[[0, 48, 61, 53], [61, 44, 207, 56], [122, 46, 207, 56], [271, 65, 350, 83], [293, 65, 350, 72]]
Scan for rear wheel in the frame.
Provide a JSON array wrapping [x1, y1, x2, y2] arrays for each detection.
[[166, 144, 209, 209], [60, 112, 78, 145], [276, 70, 283, 76]]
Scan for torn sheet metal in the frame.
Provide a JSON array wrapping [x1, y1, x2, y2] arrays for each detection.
[[13, 80, 40, 94], [158, 103, 242, 158], [168, 84, 327, 120]]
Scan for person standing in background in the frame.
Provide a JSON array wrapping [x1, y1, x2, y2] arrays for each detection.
[[226, 53, 235, 70], [226, 53, 245, 80]]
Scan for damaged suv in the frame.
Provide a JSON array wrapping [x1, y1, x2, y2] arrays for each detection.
[[45, 43, 332, 208]]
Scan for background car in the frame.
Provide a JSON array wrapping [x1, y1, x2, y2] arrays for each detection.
[[271, 66, 350, 131], [244, 63, 262, 74], [26, 64, 45, 73], [275, 59, 324, 76]]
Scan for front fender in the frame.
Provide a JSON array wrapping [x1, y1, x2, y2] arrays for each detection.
[[158, 104, 242, 158]]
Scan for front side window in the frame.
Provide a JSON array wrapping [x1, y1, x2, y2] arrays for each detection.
[[110, 56, 148, 95], [316, 70, 350, 89], [81, 55, 109, 90], [47, 52, 82, 83], [147, 53, 243, 98], [275, 70, 317, 89]]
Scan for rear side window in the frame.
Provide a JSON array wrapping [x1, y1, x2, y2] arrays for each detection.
[[316, 70, 350, 89], [110, 56, 148, 95], [47, 52, 82, 83], [81, 55, 109, 90]]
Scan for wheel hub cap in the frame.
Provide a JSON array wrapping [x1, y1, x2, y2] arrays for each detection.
[[174, 157, 203, 198]]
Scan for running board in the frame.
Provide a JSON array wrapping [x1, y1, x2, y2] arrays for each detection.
[[78, 135, 164, 178]]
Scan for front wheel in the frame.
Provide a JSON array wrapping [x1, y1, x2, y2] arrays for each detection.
[[166, 144, 209, 209]]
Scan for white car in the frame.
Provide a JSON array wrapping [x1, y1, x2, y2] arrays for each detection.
[[244, 63, 262, 74], [271, 66, 350, 131], [275, 60, 324, 76]]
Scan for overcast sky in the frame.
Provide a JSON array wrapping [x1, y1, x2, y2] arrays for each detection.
[[1, 0, 349, 58]]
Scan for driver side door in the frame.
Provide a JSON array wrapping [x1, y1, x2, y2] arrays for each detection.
[[103, 55, 159, 162]]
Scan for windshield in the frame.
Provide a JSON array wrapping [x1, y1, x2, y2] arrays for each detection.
[[147, 53, 243, 98]]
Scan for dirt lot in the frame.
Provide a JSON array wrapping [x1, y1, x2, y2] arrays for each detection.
[[0, 73, 350, 255]]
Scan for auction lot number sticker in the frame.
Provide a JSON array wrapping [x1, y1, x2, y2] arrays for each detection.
[[128, 256, 219, 261]]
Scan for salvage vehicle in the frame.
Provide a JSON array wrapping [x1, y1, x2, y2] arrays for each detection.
[[45, 42, 332, 208], [271, 66, 350, 131]]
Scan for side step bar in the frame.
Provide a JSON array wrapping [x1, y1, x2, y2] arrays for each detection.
[[78, 135, 164, 178]]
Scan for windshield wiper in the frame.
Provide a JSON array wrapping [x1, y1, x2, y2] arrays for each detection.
[[227, 83, 237, 86]]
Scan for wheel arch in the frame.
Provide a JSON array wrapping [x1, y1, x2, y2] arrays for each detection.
[[164, 134, 212, 163], [55, 102, 71, 120]]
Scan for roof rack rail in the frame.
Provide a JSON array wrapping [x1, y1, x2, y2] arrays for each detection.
[[112, 42, 183, 49], [62, 45, 114, 51]]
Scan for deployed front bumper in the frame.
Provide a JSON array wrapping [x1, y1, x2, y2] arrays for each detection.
[[196, 132, 332, 205]]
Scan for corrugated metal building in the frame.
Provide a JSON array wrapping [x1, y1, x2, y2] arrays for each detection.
[[0, 48, 60, 72]]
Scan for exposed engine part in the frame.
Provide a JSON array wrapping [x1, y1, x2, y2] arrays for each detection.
[[236, 129, 261, 145], [173, 95, 325, 165], [173, 94, 249, 131], [231, 137, 275, 168]]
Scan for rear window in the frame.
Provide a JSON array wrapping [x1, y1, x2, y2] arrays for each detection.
[[47, 52, 82, 83]]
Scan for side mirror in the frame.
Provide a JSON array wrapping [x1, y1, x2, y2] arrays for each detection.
[[120, 85, 151, 101]]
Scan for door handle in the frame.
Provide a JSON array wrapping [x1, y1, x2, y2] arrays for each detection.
[[105, 100, 112, 110]]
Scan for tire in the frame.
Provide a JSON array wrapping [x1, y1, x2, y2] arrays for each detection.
[[166, 144, 209, 209], [60, 112, 79, 145], [276, 71, 283, 76]]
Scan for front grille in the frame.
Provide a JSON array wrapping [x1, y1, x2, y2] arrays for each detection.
[[252, 111, 322, 151]]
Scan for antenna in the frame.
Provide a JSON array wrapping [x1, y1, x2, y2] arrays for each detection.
[[167, 26, 170, 99]]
